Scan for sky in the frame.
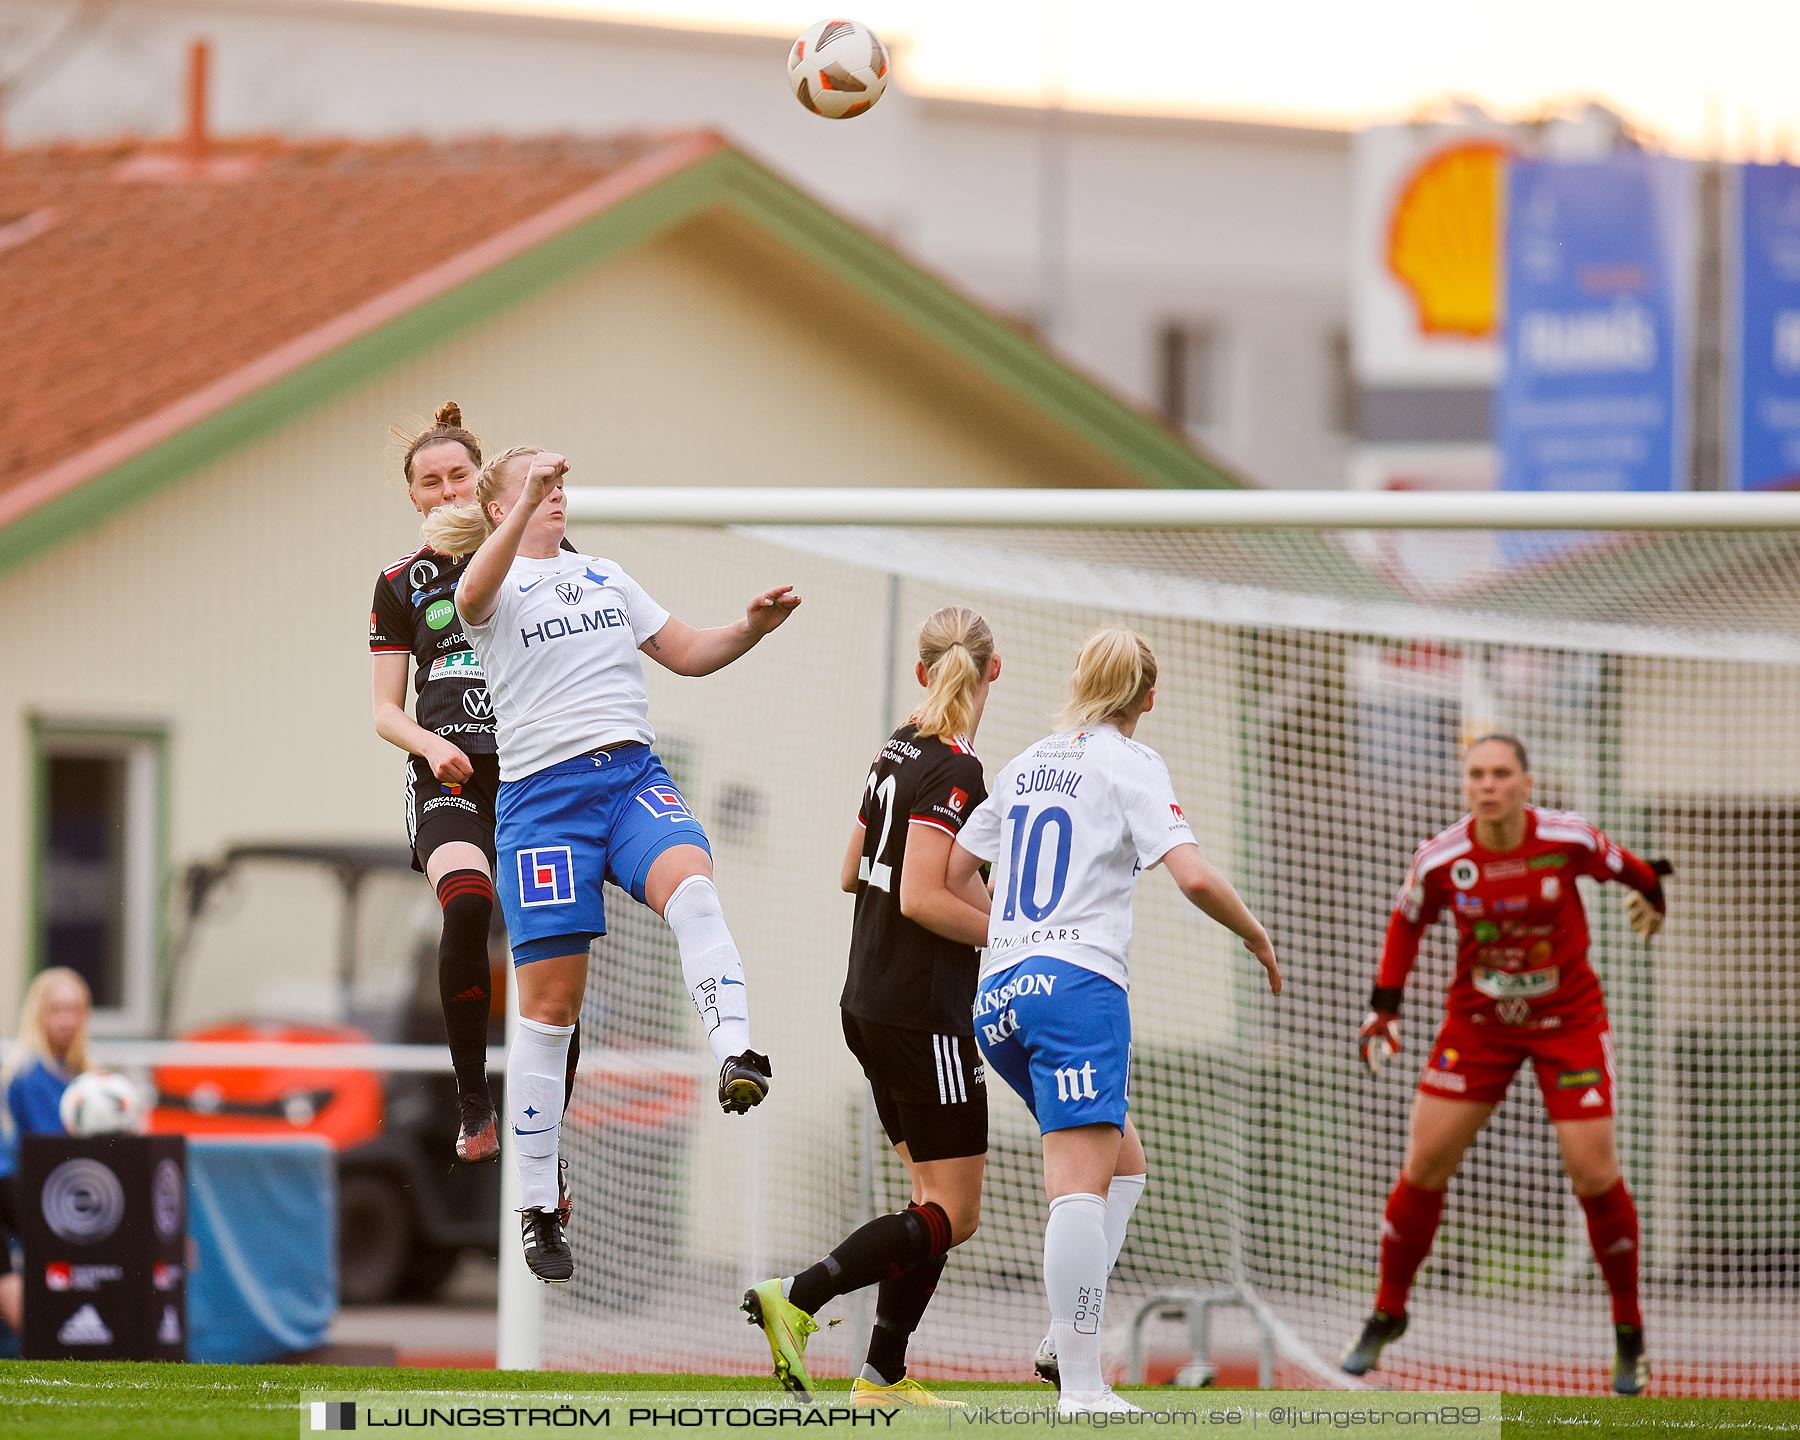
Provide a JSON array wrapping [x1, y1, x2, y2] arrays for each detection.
[[359, 0, 1797, 158]]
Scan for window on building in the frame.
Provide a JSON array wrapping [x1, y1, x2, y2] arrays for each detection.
[[1159, 321, 1227, 439], [33, 725, 165, 1033]]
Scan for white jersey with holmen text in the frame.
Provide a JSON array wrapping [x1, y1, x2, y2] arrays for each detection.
[[459, 550, 670, 782], [957, 724, 1195, 991]]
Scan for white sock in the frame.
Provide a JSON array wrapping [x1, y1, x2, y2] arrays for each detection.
[[509, 1015, 574, 1212], [1045, 1192, 1109, 1394], [663, 875, 752, 1064], [1043, 1174, 1148, 1359], [1104, 1173, 1148, 1272]]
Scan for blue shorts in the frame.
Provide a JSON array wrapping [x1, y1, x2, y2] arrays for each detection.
[[495, 745, 710, 964], [974, 957, 1131, 1134]]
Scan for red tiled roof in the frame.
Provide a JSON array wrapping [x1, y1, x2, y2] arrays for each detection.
[[0, 130, 721, 524]]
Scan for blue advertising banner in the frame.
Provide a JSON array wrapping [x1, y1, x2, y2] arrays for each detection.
[[1734, 163, 1800, 490], [1497, 155, 1694, 493]]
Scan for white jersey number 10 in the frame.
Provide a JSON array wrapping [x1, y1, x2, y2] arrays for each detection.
[[1001, 804, 1072, 921]]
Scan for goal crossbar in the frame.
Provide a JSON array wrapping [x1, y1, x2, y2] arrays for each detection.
[[565, 487, 1800, 530]]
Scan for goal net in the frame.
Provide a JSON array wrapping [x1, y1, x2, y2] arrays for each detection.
[[511, 492, 1800, 1398]]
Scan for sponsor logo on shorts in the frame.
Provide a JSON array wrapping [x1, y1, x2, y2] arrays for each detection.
[[423, 794, 479, 816], [1054, 1062, 1101, 1102], [1529, 853, 1569, 870], [1557, 1068, 1603, 1089], [1473, 965, 1560, 999], [1580, 1087, 1605, 1108], [425, 598, 456, 630], [1421, 1067, 1467, 1093], [1451, 858, 1479, 890], [1435, 1048, 1459, 1070], [635, 784, 695, 821], [517, 846, 576, 907]]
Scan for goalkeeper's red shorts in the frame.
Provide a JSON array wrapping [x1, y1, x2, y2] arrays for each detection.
[[1416, 1011, 1617, 1120]]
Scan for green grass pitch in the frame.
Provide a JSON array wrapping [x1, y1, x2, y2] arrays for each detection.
[[4, 1362, 1798, 1439]]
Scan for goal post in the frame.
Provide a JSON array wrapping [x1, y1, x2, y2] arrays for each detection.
[[497, 488, 1800, 1397]]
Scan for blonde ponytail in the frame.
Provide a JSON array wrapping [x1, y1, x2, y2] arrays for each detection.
[[1060, 626, 1158, 729], [912, 606, 995, 740], [419, 444, 541, 559]]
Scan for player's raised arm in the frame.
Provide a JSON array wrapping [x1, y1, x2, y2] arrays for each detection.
[[642, 586, 801, 676]]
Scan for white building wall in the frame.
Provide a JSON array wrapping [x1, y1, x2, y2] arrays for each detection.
[[1, 0, 1353, 488]]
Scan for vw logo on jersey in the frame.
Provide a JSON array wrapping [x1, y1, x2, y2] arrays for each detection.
[[409, 558, 440, 591], [556, 581, 584, 607], [462, 689, 494, 720]]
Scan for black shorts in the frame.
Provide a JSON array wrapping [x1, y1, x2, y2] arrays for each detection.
[[405, 752, 499, 873], [841, 1011, 986, 1162]]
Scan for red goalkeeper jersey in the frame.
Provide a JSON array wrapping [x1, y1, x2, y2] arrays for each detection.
[[1377, 806, 1662, 1026]]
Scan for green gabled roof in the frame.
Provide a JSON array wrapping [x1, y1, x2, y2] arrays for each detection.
[[0, 133, 1237, 579]]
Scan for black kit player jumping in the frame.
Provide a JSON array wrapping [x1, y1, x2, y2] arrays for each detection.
[[744, 607, 1002, 1407], [368, 402, 576, 1206]]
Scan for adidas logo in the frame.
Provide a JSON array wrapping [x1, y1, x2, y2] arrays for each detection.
[[158, 1305, 183, 1344], [57, 1304, 113, 1346], [1580, 1087, 1604, 1109]]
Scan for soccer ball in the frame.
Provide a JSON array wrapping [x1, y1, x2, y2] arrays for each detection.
[[787, 19, 889, 119], [60, 1070, 148, 1136]]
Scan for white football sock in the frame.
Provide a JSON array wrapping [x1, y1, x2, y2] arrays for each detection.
[[509, 1015, 574, 1212], [663, 875, 752, 1064], [1045, 1191, 1109, 1395], [1104, 1173, 1148, 1272], [1043, 1175, 1148, 1361]]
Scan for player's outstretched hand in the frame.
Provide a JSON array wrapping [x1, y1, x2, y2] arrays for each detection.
[[746, 584, 801, 636], [1624, 890, 1664, 939], [1244, 930, 1281, 995], [521, 451, 568, 506], [1358, 1011, 1400, 1077]]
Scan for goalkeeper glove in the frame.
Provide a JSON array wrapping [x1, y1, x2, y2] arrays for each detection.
[[1625, 858, 1674, 939], [1358, 986, 1403, 1077]]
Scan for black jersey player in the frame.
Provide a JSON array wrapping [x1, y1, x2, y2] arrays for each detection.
[[369, 403, 578, 1192], [744, 608, 1001, 1406]]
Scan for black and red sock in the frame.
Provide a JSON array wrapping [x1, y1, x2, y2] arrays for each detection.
[[435, 869, 494, 1098], [788, 1201, 952, 1317]]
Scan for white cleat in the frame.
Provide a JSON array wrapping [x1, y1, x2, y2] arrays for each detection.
[[1057, 1388, 1141, 1418], [1033, 1333, 1059, 1389]]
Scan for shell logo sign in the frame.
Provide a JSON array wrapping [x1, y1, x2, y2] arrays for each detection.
[[1386, 140, 1508, 339]]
